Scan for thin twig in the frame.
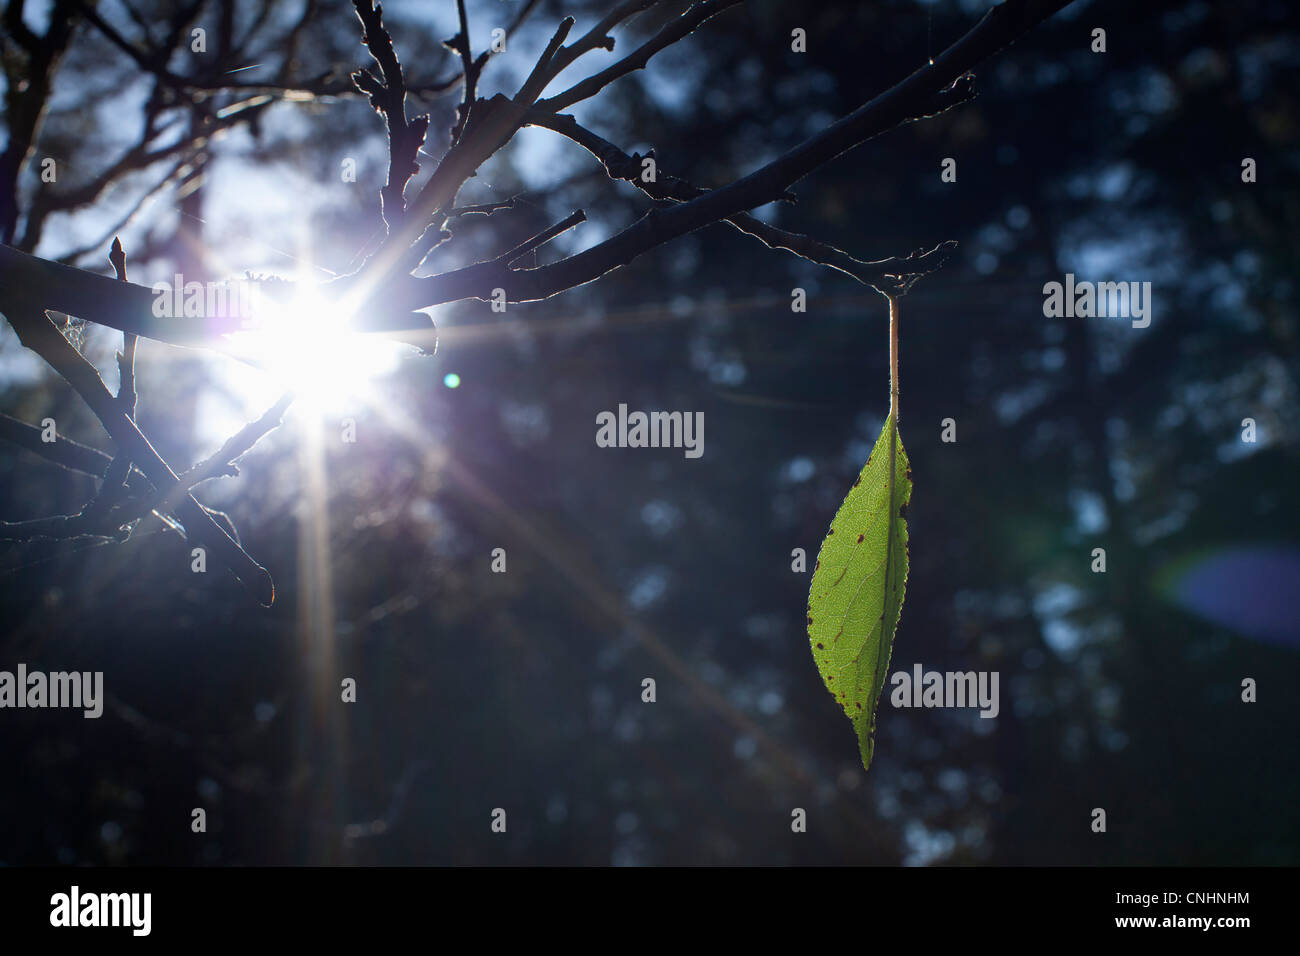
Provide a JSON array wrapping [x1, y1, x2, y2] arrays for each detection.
[[514, 17, 576, 105], [499, 210, 586, 266], [538, 0, 662, 87], [447, 197, 520, 218], [537, 0, 745, 113], [3, 301, 275, 604], [526, 112, 953, 295], [446, 0, 477, 143], [133, 392, 294, 524], [87, 236, 139, 517]]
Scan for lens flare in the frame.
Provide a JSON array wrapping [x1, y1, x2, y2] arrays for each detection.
[[227, 289, 404, 411]]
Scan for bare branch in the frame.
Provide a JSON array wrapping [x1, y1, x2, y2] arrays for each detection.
[[446, 0, 545, 114], [2, 301, 275, 603], [352, 0, 432, 232], [0, 0, 1079, 602], [92, 236, 139, 511], [109, 238, 138, 417], [388, 1, 1068, 314], [0, 243, 249, 347], [447, 196, 521, 219], [529, 111, 962, 295], [515, 16, 576, 106], [17, 104, 267, 252], [87, 0, 543, 107], [1, 382, 290, 544], [445, 0, 477, 143], [186, 393, 294, 488], [38, 391, 296, 543], [0, 513, 123, 543], [499, 210, 587, 266], [537, 0, 745, 114], [539, 0, 662, 88], [0, 0, 78, 243], [0, 413, 140, 483], [5, 0, 1071, 342], [52, 156, 190, 266]]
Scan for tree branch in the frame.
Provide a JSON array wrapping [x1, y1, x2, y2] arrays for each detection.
[[2, 301, 275, 603], [528, 111, 964, 295], [109, 238, 138, 418], [447, 196, 520, 219], [351, 0, 431, 232], [389, 0, 1069, 313], [445, 0, 477, 143], [499, 210, 586, 266], [545, 0, 663, 78], [4, 0, 1074, 340], [140, 391, 293, 521], [0, 413, 141, 484], [515, 16, 576, 107], [536, 0, 745, 114], [0, 513, 123, 543]]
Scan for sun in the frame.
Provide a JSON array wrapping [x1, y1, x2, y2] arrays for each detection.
[[225, 287, 406, 413]]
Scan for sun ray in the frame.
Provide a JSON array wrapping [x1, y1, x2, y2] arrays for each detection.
[[293, 409, 344, 863]]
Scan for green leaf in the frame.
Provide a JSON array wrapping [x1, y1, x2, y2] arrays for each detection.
[[806, 415, 911, 771]]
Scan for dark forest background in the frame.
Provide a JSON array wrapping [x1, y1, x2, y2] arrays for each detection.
[[1, 0, 1298, 865]]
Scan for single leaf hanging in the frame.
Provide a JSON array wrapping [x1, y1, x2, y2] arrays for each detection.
[[807, 296, 911, 771]]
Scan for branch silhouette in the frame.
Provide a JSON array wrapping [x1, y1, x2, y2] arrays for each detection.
[[0, 0, 1077, 602]]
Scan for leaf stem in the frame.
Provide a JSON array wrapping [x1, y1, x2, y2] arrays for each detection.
[[888, 294, 900, 425], [872, 294, 902, 768]]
